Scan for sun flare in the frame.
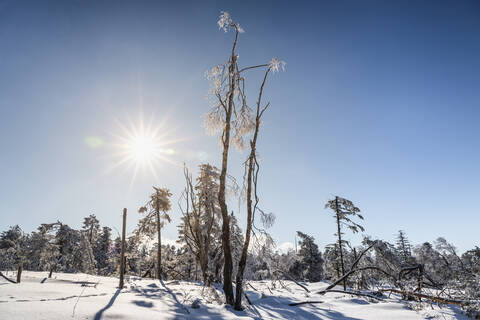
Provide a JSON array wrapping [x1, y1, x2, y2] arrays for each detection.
[[128, 134, 157, 163], [109, 114, 181, 186]]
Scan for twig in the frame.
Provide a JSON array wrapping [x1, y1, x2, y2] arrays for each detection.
[[273, 270, 310, 293], [247, 282, 258, 292]]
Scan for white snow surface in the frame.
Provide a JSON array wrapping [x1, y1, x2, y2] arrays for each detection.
[[0, 271, 469, 319]]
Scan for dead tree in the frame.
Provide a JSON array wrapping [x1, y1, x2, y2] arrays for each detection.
[[234, 58, 284, 310], [205, 11, 284, 305]]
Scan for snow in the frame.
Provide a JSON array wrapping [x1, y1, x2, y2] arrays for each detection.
[[0, 271, 469, 319]]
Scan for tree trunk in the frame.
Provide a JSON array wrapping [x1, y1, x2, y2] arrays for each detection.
[[234, 152, 254, 310], [219, 93, 235, 303], [335, 196, 346, 291], [200, 254, 208, 285], [233, 65, 271, 311], [16, 264, 23, 284], [156, 211, 162, 280]]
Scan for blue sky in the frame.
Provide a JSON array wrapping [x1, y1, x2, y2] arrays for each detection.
[[0, 1, 479, 252]]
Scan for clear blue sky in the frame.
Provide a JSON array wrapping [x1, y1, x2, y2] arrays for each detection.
[[0, 1, 479, 253]]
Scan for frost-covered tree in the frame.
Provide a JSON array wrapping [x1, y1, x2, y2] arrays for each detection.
[[82, 214, 100, 248], [136, 187, 172, 279], [323, 243, 341, 280], [33, 224, 60, 276], [53, 224, 95, 273], [396, 230, 413, 265], [290, 232, 323, 282], [434, 237, 465, 276], [95, 226, 113, 275], [205, 10, 284, 308], [0, 225, 28, 281], [462, 247, 480, 275], [271, 249, 297, 278], [204, 11, 250, 305], [234, 51, 284, 310], [178, 164, 221, 285], [325, 196, 364, 290]]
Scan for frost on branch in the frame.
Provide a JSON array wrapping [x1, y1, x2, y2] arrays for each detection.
[[217, 11, 244, 33], [231, 105, 255, 150], [269, 57, 286, 73], [204, 109, 225, 136]]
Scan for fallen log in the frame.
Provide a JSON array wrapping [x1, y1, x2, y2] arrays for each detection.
[[317, 289, 383, 301], [0, 271, 16, 284], [379, 289, 470, 306], [289, 300, 324, 306]]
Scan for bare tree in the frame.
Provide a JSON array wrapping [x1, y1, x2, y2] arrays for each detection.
[[325, 196, 364, 290], [234, 58, 284, 310], [205, 11, 283, 305], [136, 187, 172, 279]]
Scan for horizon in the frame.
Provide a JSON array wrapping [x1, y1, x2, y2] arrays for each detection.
[[1, 1, 479, 254]]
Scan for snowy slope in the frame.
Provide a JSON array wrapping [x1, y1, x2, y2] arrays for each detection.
[[0, 271, 468, 319]]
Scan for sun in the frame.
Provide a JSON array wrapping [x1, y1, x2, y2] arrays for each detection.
[[109, 113, 181, 186], [128, 134, 157, 164]]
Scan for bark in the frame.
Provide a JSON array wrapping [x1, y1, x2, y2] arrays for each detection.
[[16, 264, 23, 283], [218, 29, 239, 306], [234, 150, 254, 309], [156, 211, 162, 280]]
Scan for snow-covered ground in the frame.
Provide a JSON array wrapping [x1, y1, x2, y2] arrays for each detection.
[[0, 271, 469, 319]]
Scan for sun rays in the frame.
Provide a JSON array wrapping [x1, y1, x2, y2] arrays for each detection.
[[107, 113, 183, 187]]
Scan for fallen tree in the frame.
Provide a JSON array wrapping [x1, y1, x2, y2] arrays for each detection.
[[0, 271, 16, 283], [379, 288, 472, 306], [289, 300, 324, 306]]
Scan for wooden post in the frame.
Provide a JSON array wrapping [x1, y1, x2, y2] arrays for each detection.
[[119, 208, 127, 288], [16, 264, 23, 283], [155, 189, 162, 280]]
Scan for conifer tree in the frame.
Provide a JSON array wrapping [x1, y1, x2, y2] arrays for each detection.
[[290, 231, 323, 282], [395, 230, 413, 265], [136, 187, 172, 279], [325, 196, 364, 290]]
